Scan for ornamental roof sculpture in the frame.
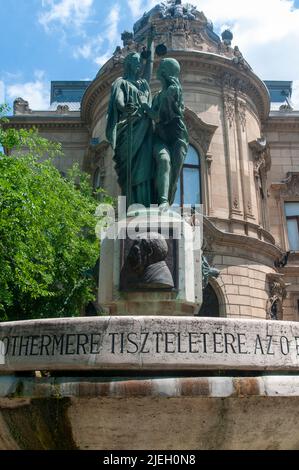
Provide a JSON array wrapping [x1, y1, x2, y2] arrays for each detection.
[[98, 0, 251, 77], [133, 0, 203, 32]]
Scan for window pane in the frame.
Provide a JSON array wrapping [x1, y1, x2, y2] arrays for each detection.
[[185, 145, 199, 165], [93, 168, 103, 190], [287, 219, 299, 251], [173, 176, 181, 206], [183, 167, 201, 205], [285, 202, 299, 217]]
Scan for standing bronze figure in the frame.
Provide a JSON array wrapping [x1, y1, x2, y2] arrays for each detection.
[[106, 33, 188, 209], [141, 58, 188, 209], [106, 38, 154, 207]]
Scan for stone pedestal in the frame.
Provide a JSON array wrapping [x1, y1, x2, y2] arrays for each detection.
[[98, 209, 202, 316]]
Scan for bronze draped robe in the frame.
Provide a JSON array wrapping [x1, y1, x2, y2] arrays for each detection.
[[106, 77, 153, 207]]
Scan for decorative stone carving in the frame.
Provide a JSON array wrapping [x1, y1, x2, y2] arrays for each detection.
[[249, 138, 271, 178], [13, 97, 32, 115], [112, 46, 123, 66], [223, 95, 235, 128], [237, 79, 251, 95], [121, 31, 134, 47], [185, 109, 217, 155], [236, 99, 246, 132], [202, 218, 216, 253], [144, 0, 201, 22], [56, 104, 70, 113], [232, 46, 250, 70], [192, 33, 204, 49], [271, 172, 299, 200], [281, 173, 299, 198], [222, 73, 236, 90], [233, 197, 239, 209], [205, 152, 213, 171], [266, 273, 287, 321], [220, 73, 253, 102], [130, 0, 237, 61]]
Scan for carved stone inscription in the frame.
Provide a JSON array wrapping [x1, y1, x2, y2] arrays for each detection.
[[1, 317, 299, 372], [0, 330, 295, 357]]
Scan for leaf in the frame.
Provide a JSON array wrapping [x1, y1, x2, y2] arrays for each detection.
[[0, 105, 112, 321]]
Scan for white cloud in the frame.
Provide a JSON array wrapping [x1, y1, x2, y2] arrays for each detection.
[[188, 0, 299, 109], [38, 0, 299, 110], [6, 71, 50, 110], [73, 4, 119, 64], [292, 80, 299, 110], [126, 0, 157, 18], [94, 52, 112, 67], [73, 34, 103, 60], [0, 81, 5, 104], [73, 4, 119, 66], [196, 0, 299, 46], [39, 0, 94, 31], [144, 0, 158, 12], [34, 70, 46, 81], [127, 0, 143, 19], [93, 4, 120, 67], [106, 5, 120, 46]]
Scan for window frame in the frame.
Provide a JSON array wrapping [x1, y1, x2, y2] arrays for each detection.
[[284, 201, 299, 252], [176, 145, 202, 208]]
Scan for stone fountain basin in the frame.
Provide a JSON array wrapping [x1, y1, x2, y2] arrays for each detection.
[[0, 317, 299, 450]]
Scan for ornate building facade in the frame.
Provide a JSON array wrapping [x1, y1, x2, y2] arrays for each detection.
[[8, 1, 299, 321]]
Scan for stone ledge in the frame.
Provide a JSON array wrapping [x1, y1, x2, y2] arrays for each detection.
[[1, 376, 299, 399]]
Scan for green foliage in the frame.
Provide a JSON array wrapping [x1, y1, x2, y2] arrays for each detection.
[[0, 107, 110, 321]]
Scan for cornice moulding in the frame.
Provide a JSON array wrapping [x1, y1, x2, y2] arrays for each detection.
[[5, 117, 88, 130], [81, 50, 270, 125], [264, 116, 299, 131], [204, 217, 282, 261]]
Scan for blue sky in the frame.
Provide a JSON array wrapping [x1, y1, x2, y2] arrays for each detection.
[[1, 0, 299, 109]]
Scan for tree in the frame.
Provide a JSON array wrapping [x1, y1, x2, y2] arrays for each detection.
[[0, 105, 107, 321]]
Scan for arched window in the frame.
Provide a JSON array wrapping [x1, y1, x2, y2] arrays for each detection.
[[93, 167, 103, 191], [93, 167, 106, 201], [173, 145, 201, 207]]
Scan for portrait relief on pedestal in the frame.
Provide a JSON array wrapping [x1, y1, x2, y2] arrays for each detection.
[[120, 232, 177, 291]]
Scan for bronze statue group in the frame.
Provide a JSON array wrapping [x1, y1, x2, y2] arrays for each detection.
[[106, 34, 188, 210]]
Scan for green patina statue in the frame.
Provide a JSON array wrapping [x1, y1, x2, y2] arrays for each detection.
[[106, 34, 154, 208], [141, 58, 188, 209], [106, 35, 188, 209]]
